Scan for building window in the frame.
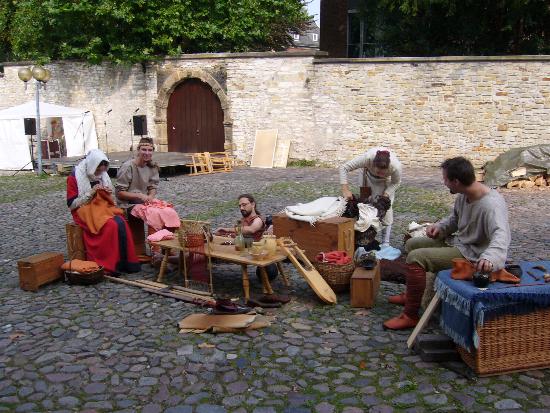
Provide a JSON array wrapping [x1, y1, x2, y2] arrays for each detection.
[[292, 33, 300, 41], [347, 10, 380, 57], [312, 33, 318, 42]]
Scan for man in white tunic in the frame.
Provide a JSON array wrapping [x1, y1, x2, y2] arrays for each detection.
[[384, 157, 511, 330], [339, 148, 402, 245]]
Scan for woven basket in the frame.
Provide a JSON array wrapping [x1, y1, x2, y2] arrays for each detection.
[[64, 267, 104, 285], [314, 260, 355, 293], [457, 307, 550, 376], [178, 220, 211, 248]]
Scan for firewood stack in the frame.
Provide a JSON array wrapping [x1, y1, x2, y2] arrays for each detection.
[[506, 174, 549, 189]]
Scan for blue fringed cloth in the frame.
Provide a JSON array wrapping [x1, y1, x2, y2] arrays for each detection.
[[434, 260, 550, 352]]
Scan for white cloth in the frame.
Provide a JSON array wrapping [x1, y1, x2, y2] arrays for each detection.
[[354, 245, 402, 261], [354, 203, 382, 232], [285, 196, 347, 224], [70, 149, 114, 210]]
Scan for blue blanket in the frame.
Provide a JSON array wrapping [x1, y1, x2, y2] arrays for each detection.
[[434, 260, 550, 352]]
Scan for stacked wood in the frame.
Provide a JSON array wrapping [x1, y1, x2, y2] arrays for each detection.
[[506, 175, 548, 189]]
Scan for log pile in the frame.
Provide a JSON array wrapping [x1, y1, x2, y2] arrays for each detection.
[[506, 175, 549, 189]]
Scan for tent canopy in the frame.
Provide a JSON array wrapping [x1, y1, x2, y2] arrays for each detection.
[[0, 101, 98, 170]]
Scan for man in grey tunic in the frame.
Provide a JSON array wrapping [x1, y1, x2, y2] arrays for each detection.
[[339, 148, 402, 246], [384, 156, 511, 330]]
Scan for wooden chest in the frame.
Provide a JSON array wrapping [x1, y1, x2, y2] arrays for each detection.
[[17, 252, 64, 292], [272, 214, 354, 261], [350, 264, 381, 308]]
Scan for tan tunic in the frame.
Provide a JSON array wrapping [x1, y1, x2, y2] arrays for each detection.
[[115, 159, 159, 209]]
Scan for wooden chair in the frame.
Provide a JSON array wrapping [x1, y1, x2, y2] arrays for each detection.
[[208, 151, 233, 172], [186, 153, 211, 176]]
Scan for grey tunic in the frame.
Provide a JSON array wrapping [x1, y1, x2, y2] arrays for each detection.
[[115, 159, 159, 209], [339, 147, 402, 225], [437, 189, 511, 270]]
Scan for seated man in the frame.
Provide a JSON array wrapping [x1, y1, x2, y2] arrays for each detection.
[[384, 156, 511, 330], [216, 194, 265, 241], [216, 194, 278, 281]]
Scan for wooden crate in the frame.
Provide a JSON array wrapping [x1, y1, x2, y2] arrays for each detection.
[[66, 223, 86, 260], [350, 264, 381, 308], [18, 252, 64, 292], [272, 214, 354, 261], [127, 214, 146, 256]]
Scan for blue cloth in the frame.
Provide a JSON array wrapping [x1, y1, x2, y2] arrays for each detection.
[[435, 260, 550, 352]]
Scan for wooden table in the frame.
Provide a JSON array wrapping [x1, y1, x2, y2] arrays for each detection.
[[151, 235, 289, 300]]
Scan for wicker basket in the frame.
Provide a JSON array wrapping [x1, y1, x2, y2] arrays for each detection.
[[314, 260, 355, 293], [457, 307, 550, 376], [178, 220, 211, 248], [64, 267, 104, 285]]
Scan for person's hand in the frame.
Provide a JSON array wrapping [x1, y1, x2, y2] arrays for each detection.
[[476, 259, 493, 273], [342, 189, 353, 200], [426, 224, 440, 239]]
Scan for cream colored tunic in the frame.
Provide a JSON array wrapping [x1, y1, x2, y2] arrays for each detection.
[[115, 159, 159, 209]]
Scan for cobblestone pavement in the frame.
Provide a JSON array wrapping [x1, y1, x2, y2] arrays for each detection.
[[1, 167, 549, 413]]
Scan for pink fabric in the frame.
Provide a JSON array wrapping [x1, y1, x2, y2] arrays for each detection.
[[147, 229, 175, 242], [131, 199, 181, 231]]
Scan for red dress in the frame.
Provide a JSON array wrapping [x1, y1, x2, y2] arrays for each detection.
[[67, 173, 140, 274]]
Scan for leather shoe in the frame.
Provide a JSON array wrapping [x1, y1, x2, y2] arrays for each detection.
[[383, 313, 419, 330], [388, 293, 406, 306]]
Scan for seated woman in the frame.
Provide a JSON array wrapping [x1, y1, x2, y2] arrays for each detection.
[[115, 137, 180, 232], [66, 149, 140, 274]]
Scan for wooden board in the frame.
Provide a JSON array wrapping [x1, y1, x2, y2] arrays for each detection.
[[250, 129, 278, 168], [273, 139, 290, 168], [407, 294, 441, 349], [273, 214, 355, 261], [277, 238, 337, 304], [350, 264, 381, 308]]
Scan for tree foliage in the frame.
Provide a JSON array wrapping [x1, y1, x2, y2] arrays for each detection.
[[358, 0, 550, 56], [1, 0, 310, 64]]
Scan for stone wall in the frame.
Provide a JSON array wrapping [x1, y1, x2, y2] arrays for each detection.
[[1, 54, 549, 167]]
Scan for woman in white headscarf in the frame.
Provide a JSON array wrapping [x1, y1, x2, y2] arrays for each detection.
[[66, 149, 140, 274]]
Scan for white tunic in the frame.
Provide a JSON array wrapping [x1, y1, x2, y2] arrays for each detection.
[[339, 147, 402, 225]]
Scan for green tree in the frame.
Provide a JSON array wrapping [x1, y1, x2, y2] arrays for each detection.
[[357, 0, 550, 56], [2, 0, 311, 64]]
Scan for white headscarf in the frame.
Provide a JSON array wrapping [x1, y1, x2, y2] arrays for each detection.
[[74, 149, 114, 196]]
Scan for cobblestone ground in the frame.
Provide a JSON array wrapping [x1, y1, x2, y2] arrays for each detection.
[[1, 167, 549, 413]]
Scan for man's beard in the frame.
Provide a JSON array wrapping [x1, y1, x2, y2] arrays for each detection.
[[449, 189, 456, 194], [240, 209, 251, 217]]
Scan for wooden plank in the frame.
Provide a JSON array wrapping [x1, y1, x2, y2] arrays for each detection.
[[250, 129, 278, 168], [407, 294, 441, 349], [273, 139, 290, 168]]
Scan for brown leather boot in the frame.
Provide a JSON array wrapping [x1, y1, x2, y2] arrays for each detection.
[[388, 293, 406, 306], [384, 264, 426, 330], [490, 268, 521, 284]]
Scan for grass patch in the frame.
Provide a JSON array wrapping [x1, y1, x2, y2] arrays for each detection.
[[287, 159, 317, 167], [394, 185, 453, 219], [0, 174, 66, 204]]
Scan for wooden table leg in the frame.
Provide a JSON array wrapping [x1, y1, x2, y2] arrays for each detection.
[[259, 267, 274, 295], [241, 264, 250, 300], [276, 262, 290, 287], [156, 248, 170, 283]]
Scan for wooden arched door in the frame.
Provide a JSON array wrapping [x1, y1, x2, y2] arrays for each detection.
[[167, 78, 225, 153]]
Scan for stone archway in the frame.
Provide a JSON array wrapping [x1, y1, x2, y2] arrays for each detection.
[[155, 68, 233, 152]]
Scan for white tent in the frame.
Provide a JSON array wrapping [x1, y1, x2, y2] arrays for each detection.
[[0, 101, 98, 170]]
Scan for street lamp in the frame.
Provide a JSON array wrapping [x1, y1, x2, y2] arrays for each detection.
[[18, 65, 52, 175]]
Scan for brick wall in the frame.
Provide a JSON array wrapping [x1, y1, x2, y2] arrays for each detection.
[[1, 54, 549, 167]]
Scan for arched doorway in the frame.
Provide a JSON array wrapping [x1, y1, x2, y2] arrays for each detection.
[[167, 78, 225, 153]]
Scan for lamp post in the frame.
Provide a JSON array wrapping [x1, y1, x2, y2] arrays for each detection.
[[17, 65, 52, 175]]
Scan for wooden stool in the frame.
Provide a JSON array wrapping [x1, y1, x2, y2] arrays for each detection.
[[66, 223, 86, 260]]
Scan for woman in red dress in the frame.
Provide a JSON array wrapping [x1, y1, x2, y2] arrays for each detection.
[[66, 149, 140, 274]]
